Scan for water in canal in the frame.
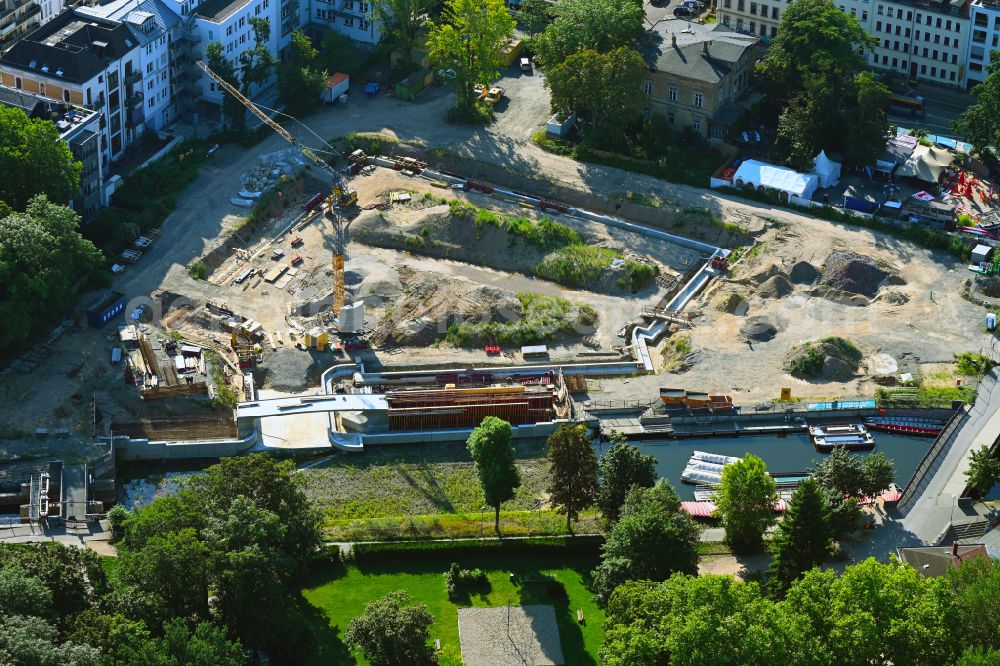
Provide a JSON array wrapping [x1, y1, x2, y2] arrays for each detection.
[[595, 431, 933, 501]]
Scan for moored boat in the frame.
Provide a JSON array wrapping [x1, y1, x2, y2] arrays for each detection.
[[863, 416, 945, 437], [808, 423, 875, 451]]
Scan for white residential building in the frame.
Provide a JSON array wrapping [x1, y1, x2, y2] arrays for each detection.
[[309, 0, 381, 45], [868, 0, 970, 87], [966, 0, 1000, 85]]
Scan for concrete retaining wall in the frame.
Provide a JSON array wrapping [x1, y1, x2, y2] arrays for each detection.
[[114, 433, 257, 462]]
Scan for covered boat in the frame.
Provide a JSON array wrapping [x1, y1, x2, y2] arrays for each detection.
[[809, 423, 875, 451]]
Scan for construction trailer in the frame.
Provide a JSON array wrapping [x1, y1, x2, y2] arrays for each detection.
[[86, 291, 126, 328]]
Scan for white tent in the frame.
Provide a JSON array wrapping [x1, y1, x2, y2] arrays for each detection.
[[732, 159, 819, 201], [896, 144, 953, 183], [811, 150, 842, 188]]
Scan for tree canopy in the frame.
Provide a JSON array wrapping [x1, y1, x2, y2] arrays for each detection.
[[546, 424, 598, 530], [757, 0, 888, 168], [956, 60, 1000, 165], [767, 478, 832, 596], [534, 0, 644, 66], [0, 106, 82, 212], [714, 453, 777, 553], [466, 417, 521, 535], [0, 195, 103, 358], [596, 435, 657, 523], [427, 0, 515, 114], [592, 480, 699, 604], [345, 590, 436, 665], [278, 31, 328, 117], [965, 445, 1000, 496], [372, 0, 431, 70]]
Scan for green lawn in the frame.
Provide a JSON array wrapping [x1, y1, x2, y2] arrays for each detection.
[[301, 552, 603, 665]]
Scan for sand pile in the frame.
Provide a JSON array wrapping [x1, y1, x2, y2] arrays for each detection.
[[757, 274, 793, 299], [876, 289, 909, 305], [712, 292, 749, 315], [820, 252, 900, 298]]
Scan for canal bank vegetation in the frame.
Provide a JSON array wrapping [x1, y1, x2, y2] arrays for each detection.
[[875, 385, 976, 407]]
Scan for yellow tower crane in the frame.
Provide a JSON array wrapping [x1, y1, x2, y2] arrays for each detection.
[[195, 60, 356, 314]]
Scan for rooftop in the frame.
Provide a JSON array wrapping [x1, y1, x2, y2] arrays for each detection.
[[78, 0, 178, 45], [641, 20, 757, 84], [897, 544, 989, 577], [0, 83, 98, 139], [194, 0, 252, 23], [1, 9, 138, 84]]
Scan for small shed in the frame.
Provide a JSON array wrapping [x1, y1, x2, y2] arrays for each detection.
[[972, 244, 992, 265], [86, 291, 126, 328], [395, 68, 434, 100]]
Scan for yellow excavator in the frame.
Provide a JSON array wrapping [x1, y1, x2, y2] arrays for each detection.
[[196, 60, 355, 313]]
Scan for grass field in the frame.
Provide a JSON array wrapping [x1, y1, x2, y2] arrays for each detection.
[[302, 551, 603, 665]]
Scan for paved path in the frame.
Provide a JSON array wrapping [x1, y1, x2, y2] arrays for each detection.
[[0, 520, 116, 555], [851, 364, 1000, 561]]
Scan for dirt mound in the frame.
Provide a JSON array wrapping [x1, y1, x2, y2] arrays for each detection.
[[741, 316, 779, 341], [784, 337, 863, 380], [808, 285, 871, 307], [788, 261, 820, 285], [876, 289, 909, 305], [749, 261, 783, 285], [820, 252, 900, 298], [757, 275, 793, 299], [712, 292, 749, 315]]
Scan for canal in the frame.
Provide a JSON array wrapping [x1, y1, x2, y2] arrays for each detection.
[[596, 431, 934, 501]]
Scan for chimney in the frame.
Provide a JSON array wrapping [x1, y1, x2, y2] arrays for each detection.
[[952, 543, 959, 556], [672, 34, 677, 47], [703, 40, 710, 56]]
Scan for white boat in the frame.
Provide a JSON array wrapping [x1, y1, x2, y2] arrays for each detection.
[[808, 423, 875, 451], [691, 451, 742, 466], [681, 451, 743, 485]]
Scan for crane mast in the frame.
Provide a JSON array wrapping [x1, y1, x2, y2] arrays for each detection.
[[195, 59, 353, 314]]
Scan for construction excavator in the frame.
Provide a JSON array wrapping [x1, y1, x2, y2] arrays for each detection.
[[196, 60, 356, 314]]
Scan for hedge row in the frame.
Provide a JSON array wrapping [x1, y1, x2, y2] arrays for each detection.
[[348, 535, 604, 563]]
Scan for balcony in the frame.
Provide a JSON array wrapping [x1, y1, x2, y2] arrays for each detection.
[[124, 70, 142, 85], [126, 91, 144, 107]]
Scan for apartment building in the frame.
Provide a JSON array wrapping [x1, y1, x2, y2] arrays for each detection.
[[966, 0, 1000, 85], [868, 0, 970, 86], [0, 0, 42, 51], [0, 84, 104, 219], [0, 11, 147, 168], [716, 0, 785, 39], [640, 22, 758, 141], [309, 0, 380, 45]]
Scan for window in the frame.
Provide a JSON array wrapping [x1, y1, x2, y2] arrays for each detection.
[[895, 25, 900, 35], [667, 112, 675, 124], [893, 40, 899, 50], [668, 85, 677, 101], [851, 7, 856, 16], [63, 89, 70, 102], [724, 0, 731, 7], [750, 21, 756, 32], [936, 17, 941, 27], [944, 36, 950, 46], [693, 118, 702, 132], [882, 54, 888, 64], [876, 20, 882, 30], [921, 64, 927, 73], [148, 97, 154, 108], [642, 107, 651, 120], [209, 30, 213, 39], [952, 54, 958, 64], [693, 91, 704, 108], [931, 66, 936, 76], [344, 16, 354, 26], [722, 14, 730, 24], [14, 77, 21, 89], [892, 57, 898, 67], [946, 19, 951, 29], [148, 79, 154, 90], [360, 1, 369, 10], [38, 82, 45, 96], [360, 18, 369, 29], [922, 47, 927, 56], [642, 80, 652, 95], [950, 71, 956, 81], [862, 10, 867, 20], [906, 10, 911, 20], [772, 7, 779, 18], [904, 28, 909, 37], [750, 2, 757, 14], [146, 62, 153, 74], [737, 0, 744, 11], [227, 25, 232, 36], [317, 8, 325, 17], [711, 126, 725, 139], [761, 4, 768, 16], [933, 49, 938, 59], [771, 25, 777, 36], [877, 5, 883, 14]]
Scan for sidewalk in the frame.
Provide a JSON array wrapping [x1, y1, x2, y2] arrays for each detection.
[[0, 520, 116, 555]]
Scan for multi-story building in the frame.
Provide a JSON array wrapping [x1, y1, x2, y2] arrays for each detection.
[[716, 0, 785, 40], [966, 0, 1000, 85], [78, 0, 179, 130], [868, 0, 970, 87], [0, 0, 42, 51], [0, 10, 146, 167], [640, 22, 758, 142], [309, 0, 380, 45], [0, 84, 104, 219]]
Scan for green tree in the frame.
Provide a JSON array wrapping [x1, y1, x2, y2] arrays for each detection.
[[278, 32, 328, 117], [809, 447, 893, 538], [118, 528, 211, 623], [534, 0, 644, 66], [0, 615, 99, 666], [0, 542, 108, 626], [0, 106, 82, 212], [345, 590, 436, 665], [960, 649, 1000, 666], [466, 416, 521, 535], [966, 445, 1000, 496], [546, 423, 598, 531], [945, 556, 1000, 653], [956, 60, 1000, 165], [517, 0, 552, 35], [371, 0, 431, 70], [810, 445, 865, 496], [0, 567, 55, 621], [592, 481, 699, 604], [767, 478, 832, 596], [321, 31, 365, 76], [714, 453, 777, 553], [204, 43, 245, 130], [860, 451, 895, 501], [240, 17, 276, 93], [544, 47, 646, 145], [0, 196, 103, 357], [843, 71, 891, 167], [596, 435, 657, 523], [427, 0, 516, 114]]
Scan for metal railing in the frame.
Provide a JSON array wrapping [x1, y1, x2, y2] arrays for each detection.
[[896, 406, 969, 512]]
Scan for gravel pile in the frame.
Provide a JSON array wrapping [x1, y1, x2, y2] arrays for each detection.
[[740, 316, 778, 341], [259, 348, 327, 392], [820, 252, 894, 298], [789, 260, 820, 285]]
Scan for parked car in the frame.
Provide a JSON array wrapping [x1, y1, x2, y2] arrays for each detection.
[[673, 5, 694, 16], [479, 87, 505, 104], [520, 57, 532, 72]]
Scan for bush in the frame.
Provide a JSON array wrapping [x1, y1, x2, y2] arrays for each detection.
[[444, 562, 490, 599], [534, 245, 622, 287], [352, 535, 604, 563], [188, 262, 207, 280], [955, 352, 996, 376], [107, 505, 131, 541], [446, 102, 494, 124], [618, 261, 657, 292]]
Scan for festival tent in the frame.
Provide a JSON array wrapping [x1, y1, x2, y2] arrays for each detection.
[[811, 150, 842, 188], [732, 159, 819, 200], [896, 144, 953, 183]]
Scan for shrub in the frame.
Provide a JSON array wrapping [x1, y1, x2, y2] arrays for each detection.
[[107, 505, 131, 541], [955, 352, 996, 376], [444, 562, 490, 600], [534, 245, 622, 287], [352, 535, 604, 563], [188, 262, 207, 280]]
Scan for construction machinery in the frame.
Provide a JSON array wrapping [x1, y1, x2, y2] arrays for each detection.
[[195, 60, 356, 315]]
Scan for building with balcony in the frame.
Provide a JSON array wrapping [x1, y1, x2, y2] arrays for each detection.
[[965, 0, 1000, 85], [78, 0, 179, 130], [639, 21, 758, 142], [309, 0, 380, 45], [0, 10, 145, 165], [868, 0, 970, 87], [0, 84, 104, 219], [0, 0, 42, 51]]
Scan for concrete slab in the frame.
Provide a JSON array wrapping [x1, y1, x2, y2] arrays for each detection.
[[458, 605, 564, 666]]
